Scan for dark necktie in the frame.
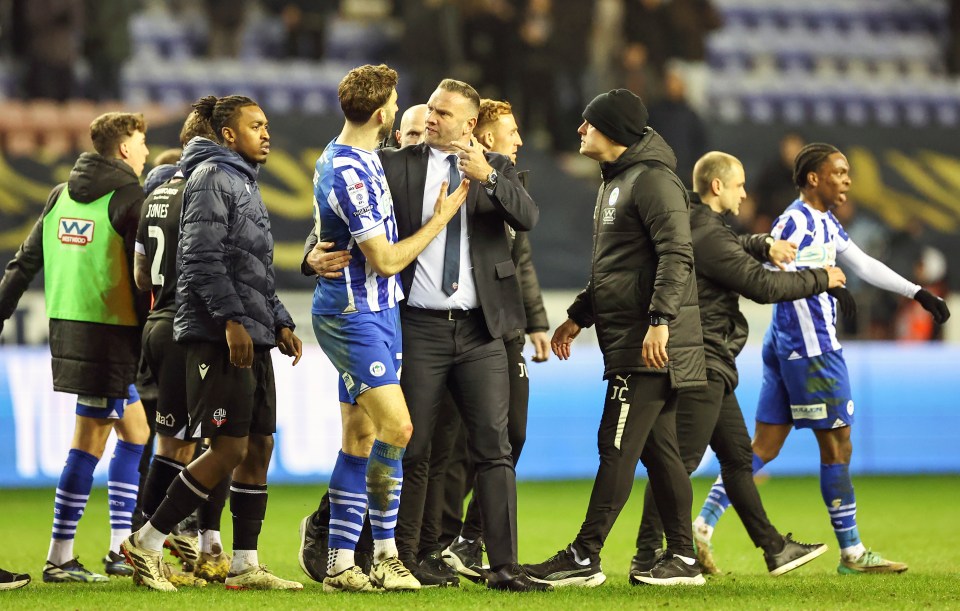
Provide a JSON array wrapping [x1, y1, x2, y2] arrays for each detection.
[[442, 154, 461, 295]]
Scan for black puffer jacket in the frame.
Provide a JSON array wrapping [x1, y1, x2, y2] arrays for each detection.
[[0, 154, 144, 397], [567, 129, 705, 387], [174, 138, 294, 347], [690, 198, 830, 390]]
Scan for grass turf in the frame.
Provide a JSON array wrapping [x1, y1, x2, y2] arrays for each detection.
[[1, 475, 958, 609]]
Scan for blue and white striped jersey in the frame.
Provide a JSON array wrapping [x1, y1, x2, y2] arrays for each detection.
[[769, 199, 851, 358], [311, 140, 404, 315]]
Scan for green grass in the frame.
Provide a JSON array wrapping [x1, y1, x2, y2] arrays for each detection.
[[2, 476, 959, 609]]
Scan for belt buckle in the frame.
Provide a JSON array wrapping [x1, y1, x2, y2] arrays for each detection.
[[447, 310, 455, 321]]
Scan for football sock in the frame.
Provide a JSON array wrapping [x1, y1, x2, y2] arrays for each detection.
[[141, 456, 185, 520], [145, 469, 211, 550], [199, 475, 229, 542], [327, 451, 368, 571], [230, 482, 268, 563], [820, 462, 864, 560], [367, 441, 403, 562], [48, 449, 98, 565], [107, 440, 145, 553]]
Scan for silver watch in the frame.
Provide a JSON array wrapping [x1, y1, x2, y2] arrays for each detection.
[[481, 168, 498, 190]]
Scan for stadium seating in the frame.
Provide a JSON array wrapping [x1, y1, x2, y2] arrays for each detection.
[[708, 0, 955, 125]]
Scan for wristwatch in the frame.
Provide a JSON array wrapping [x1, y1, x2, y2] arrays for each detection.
[[481, 168, 498, 190], [649, 312, 668, 327]]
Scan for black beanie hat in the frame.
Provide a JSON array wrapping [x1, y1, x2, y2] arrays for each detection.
[[582, 89, 649, 147]]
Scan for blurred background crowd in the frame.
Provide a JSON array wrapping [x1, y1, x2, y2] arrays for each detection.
[[0, 0, 956, 342]]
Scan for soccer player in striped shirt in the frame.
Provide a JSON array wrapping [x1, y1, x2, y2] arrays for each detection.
[[692, 143, 949, 575], [310, 64, 468, 592]]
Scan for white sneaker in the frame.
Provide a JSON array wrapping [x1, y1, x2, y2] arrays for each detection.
[[370, 557, 420, 591], [323, 566, 378, 592], [224, 565, 303, 590]]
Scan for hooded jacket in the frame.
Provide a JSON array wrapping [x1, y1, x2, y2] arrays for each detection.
[[173, 137, 294, 348], [0, 153, 145, 397], [567, 128, 706, 387], [689, 196, 830, 390]]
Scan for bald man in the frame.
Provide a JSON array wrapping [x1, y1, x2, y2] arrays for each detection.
[[395, 104, 428, 147]]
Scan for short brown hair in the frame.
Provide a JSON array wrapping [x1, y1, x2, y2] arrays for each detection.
[[179, 109, 216, 146], [475, 99, 513, 136], [437, 78, 480, 117], [338, 64, 399, 123], [90, 112, 147, 157]]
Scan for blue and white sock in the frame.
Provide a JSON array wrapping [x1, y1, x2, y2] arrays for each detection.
[[820, 463, 865, 560], [327, 451, 368, 574], [108, 440, 145, 554], [48, 449, 99, 565], [367, 440, 404, 563], [698, 453, 767, 530]]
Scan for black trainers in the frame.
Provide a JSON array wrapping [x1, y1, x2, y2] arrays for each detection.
[[411, 551, 460, 588], [765, 533, 828, 577], [628, 548, 664, 584], [103, 550, 134, 577], [298, 512, 328, 583], [630, 552, 705, 586], [441, 538, 487, 582], [486, 564, 553, 592], [0, 568, 31, 590], [522, 545, 606, 587]]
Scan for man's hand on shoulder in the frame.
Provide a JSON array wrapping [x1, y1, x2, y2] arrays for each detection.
[[277, 327, 302, 366]]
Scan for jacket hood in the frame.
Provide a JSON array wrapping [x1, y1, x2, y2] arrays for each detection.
[[180, 136, 258, 181], [67, 153, 140, 203], [143, 163, 180, 195], [600, 127, 677, 182]]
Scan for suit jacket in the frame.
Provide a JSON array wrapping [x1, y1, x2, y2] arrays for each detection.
[[378, 143, 539, 340]]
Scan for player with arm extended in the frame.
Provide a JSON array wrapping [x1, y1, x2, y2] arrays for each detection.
[[691, 143, 949, 575]]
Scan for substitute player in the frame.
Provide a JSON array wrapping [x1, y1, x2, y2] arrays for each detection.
[[311, 64, 468, 592]]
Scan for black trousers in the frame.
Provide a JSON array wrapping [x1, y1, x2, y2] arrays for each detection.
[[573, 373, 694, 559], [396, 308, 518, 568], [419, 334, 529, 554], [635, 373, 781, 554]]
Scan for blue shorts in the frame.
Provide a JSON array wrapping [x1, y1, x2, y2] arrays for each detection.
[[75, 384, 139, 420], [756, 333, 854, 430], [313, 308, 402, 404]]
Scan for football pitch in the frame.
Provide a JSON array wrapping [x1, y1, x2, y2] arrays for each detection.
[[1, 475, 958, 609]]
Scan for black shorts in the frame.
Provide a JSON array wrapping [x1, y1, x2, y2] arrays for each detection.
[[184, 341, 276, 439], [142, 315, 191, 439]]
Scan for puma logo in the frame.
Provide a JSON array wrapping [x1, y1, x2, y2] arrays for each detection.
[[346, 507, 365, 518], [198, 363, 210, 380]]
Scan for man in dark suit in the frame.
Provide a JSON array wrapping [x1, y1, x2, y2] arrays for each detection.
[[298, 80, 545, 591], [377, 79, 545, 592]]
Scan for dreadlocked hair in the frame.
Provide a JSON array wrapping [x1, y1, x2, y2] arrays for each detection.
[[793, 142, 841, 189], [192, 95, 258, 144]]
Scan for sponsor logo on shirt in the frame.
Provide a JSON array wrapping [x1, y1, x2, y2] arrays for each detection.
[[58, 218, 95, 245]]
